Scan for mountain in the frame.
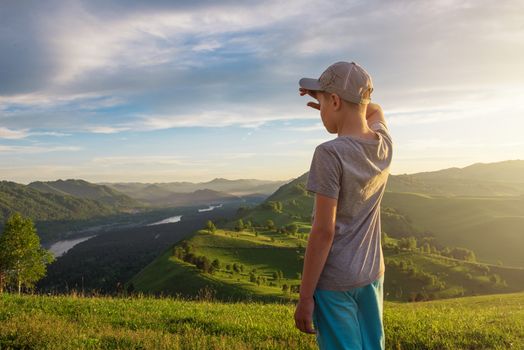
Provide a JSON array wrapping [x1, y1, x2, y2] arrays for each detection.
[[0, 180, 116, 223], [387, 159, 524, 196], [381, 192, 524, 266], [145, 189, 242, 207], [100, 178, 288, 206], [28, 179, 142, 208]]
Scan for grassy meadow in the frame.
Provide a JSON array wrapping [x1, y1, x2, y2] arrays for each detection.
[[1, 291, 522, 349]]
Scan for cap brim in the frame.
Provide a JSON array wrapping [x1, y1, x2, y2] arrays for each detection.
[[299, 78, 322, 91]]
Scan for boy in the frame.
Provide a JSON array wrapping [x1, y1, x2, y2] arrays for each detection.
[[294, 61, 393, 350]]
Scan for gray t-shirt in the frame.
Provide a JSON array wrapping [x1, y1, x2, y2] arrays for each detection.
[[306, 121, 393, 290]]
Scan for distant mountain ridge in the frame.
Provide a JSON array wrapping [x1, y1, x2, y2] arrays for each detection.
[[100, 178, 288, 206], [0, 180, 117, 223], [101, 177, 288, 194], [387, 159, 524, 196], [28, 179, 142, 208]]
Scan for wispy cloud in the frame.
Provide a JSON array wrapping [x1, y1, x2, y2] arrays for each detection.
[[0, 127, 30, 140], [91, 155, 191, 166], [0, 145, 82, 154]]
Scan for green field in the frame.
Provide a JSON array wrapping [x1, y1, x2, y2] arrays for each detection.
[[1, 292, 522, 349], [129, 229, 307, 303], [128, 227, 524, 303], [381, 192, 524, 267]]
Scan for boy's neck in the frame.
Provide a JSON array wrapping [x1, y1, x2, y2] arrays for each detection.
[[336, 112, 376, 139]]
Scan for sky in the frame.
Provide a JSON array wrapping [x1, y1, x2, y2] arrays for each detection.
[[1, 0, 523, 184]]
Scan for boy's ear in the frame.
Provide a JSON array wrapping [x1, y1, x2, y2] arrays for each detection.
[[330, 93, 342, 111]]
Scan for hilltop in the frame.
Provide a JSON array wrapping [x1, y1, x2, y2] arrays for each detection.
[[28, 179, 142, 208], [0, 180, 118, 223], [1, 292, 522, 349], [0, 179, 154, 243], [387, 159, 524, 196]]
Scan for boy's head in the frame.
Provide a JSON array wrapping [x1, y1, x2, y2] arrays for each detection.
[[299, 61, 374, 133], [299, 61, 373, 105]]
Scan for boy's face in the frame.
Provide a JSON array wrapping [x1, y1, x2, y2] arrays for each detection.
[[317, 92, 339, 134]]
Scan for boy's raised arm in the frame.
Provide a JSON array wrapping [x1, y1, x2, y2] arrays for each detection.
[[366, 103, 386, 127]]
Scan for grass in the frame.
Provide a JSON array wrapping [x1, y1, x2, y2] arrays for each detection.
[[129, 227, 524, 303], [1, 292, 522, 349]]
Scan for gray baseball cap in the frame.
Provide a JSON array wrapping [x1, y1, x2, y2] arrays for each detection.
[[299, 61, 374, 104]]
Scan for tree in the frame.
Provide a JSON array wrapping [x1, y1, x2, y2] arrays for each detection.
[[286, 223, 298, 235], [0, 213, 55, 294], [205, 220, 216, 234], [211, 258, 221, 270], [266, 219, 275, 230], [249, 272, 257, 283], [235, 219, 244, 232], [450, 247, 476, 262], [399, 237, 417, 251], [272, 271, 279, 281], [233, 263, 241, 273]]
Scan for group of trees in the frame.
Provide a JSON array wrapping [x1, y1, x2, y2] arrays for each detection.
[[172, 238, 302, 292], [386, 258, 446, 292], [225, 262, 244, 273], [234, 219, 254, 232], [261, 201, 283, 213], [0, 213, 54, 294], [172, 241, 219, 274], [396, 236, 477, 262]]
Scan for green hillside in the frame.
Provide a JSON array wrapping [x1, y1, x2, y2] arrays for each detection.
[[128, 226, 524, 303], [237, 169, 524, 267], [387, 159, 524, 196], [381, 192, 524, 266], [0, 180, 117, 223], [28, 179, 143, 208], [129, 160, 524, 302], [1, 292, 522, 349], [128, 228, 305, 303]]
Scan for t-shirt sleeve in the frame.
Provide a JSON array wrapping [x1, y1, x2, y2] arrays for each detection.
[[306, 144, 341, 200], [370, 121, 388, 132], [370, 121, 393, 143]]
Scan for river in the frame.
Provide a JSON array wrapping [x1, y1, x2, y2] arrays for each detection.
[[46, 203, 223, 258], [48, 235, 97, 257]]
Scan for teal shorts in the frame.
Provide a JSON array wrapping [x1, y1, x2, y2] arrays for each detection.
[[312, 275, 385, 350]]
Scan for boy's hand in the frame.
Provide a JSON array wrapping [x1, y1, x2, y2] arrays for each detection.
[[294, 297, 317, 334], [299, 88, 320, 110]]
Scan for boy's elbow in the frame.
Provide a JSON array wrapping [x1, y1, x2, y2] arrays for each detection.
[[311, 227, 335, 241]]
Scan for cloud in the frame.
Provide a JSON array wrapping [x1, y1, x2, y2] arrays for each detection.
[[1, 0, 524, 183], [285, 123, 324, 132], [91, 155, 190, 166], [86, 126, 131, 134], [0, 127, 30, 139], [2, 0, 523, 135], [0, 127, 71, 139], [0, 144, 82, 154]]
